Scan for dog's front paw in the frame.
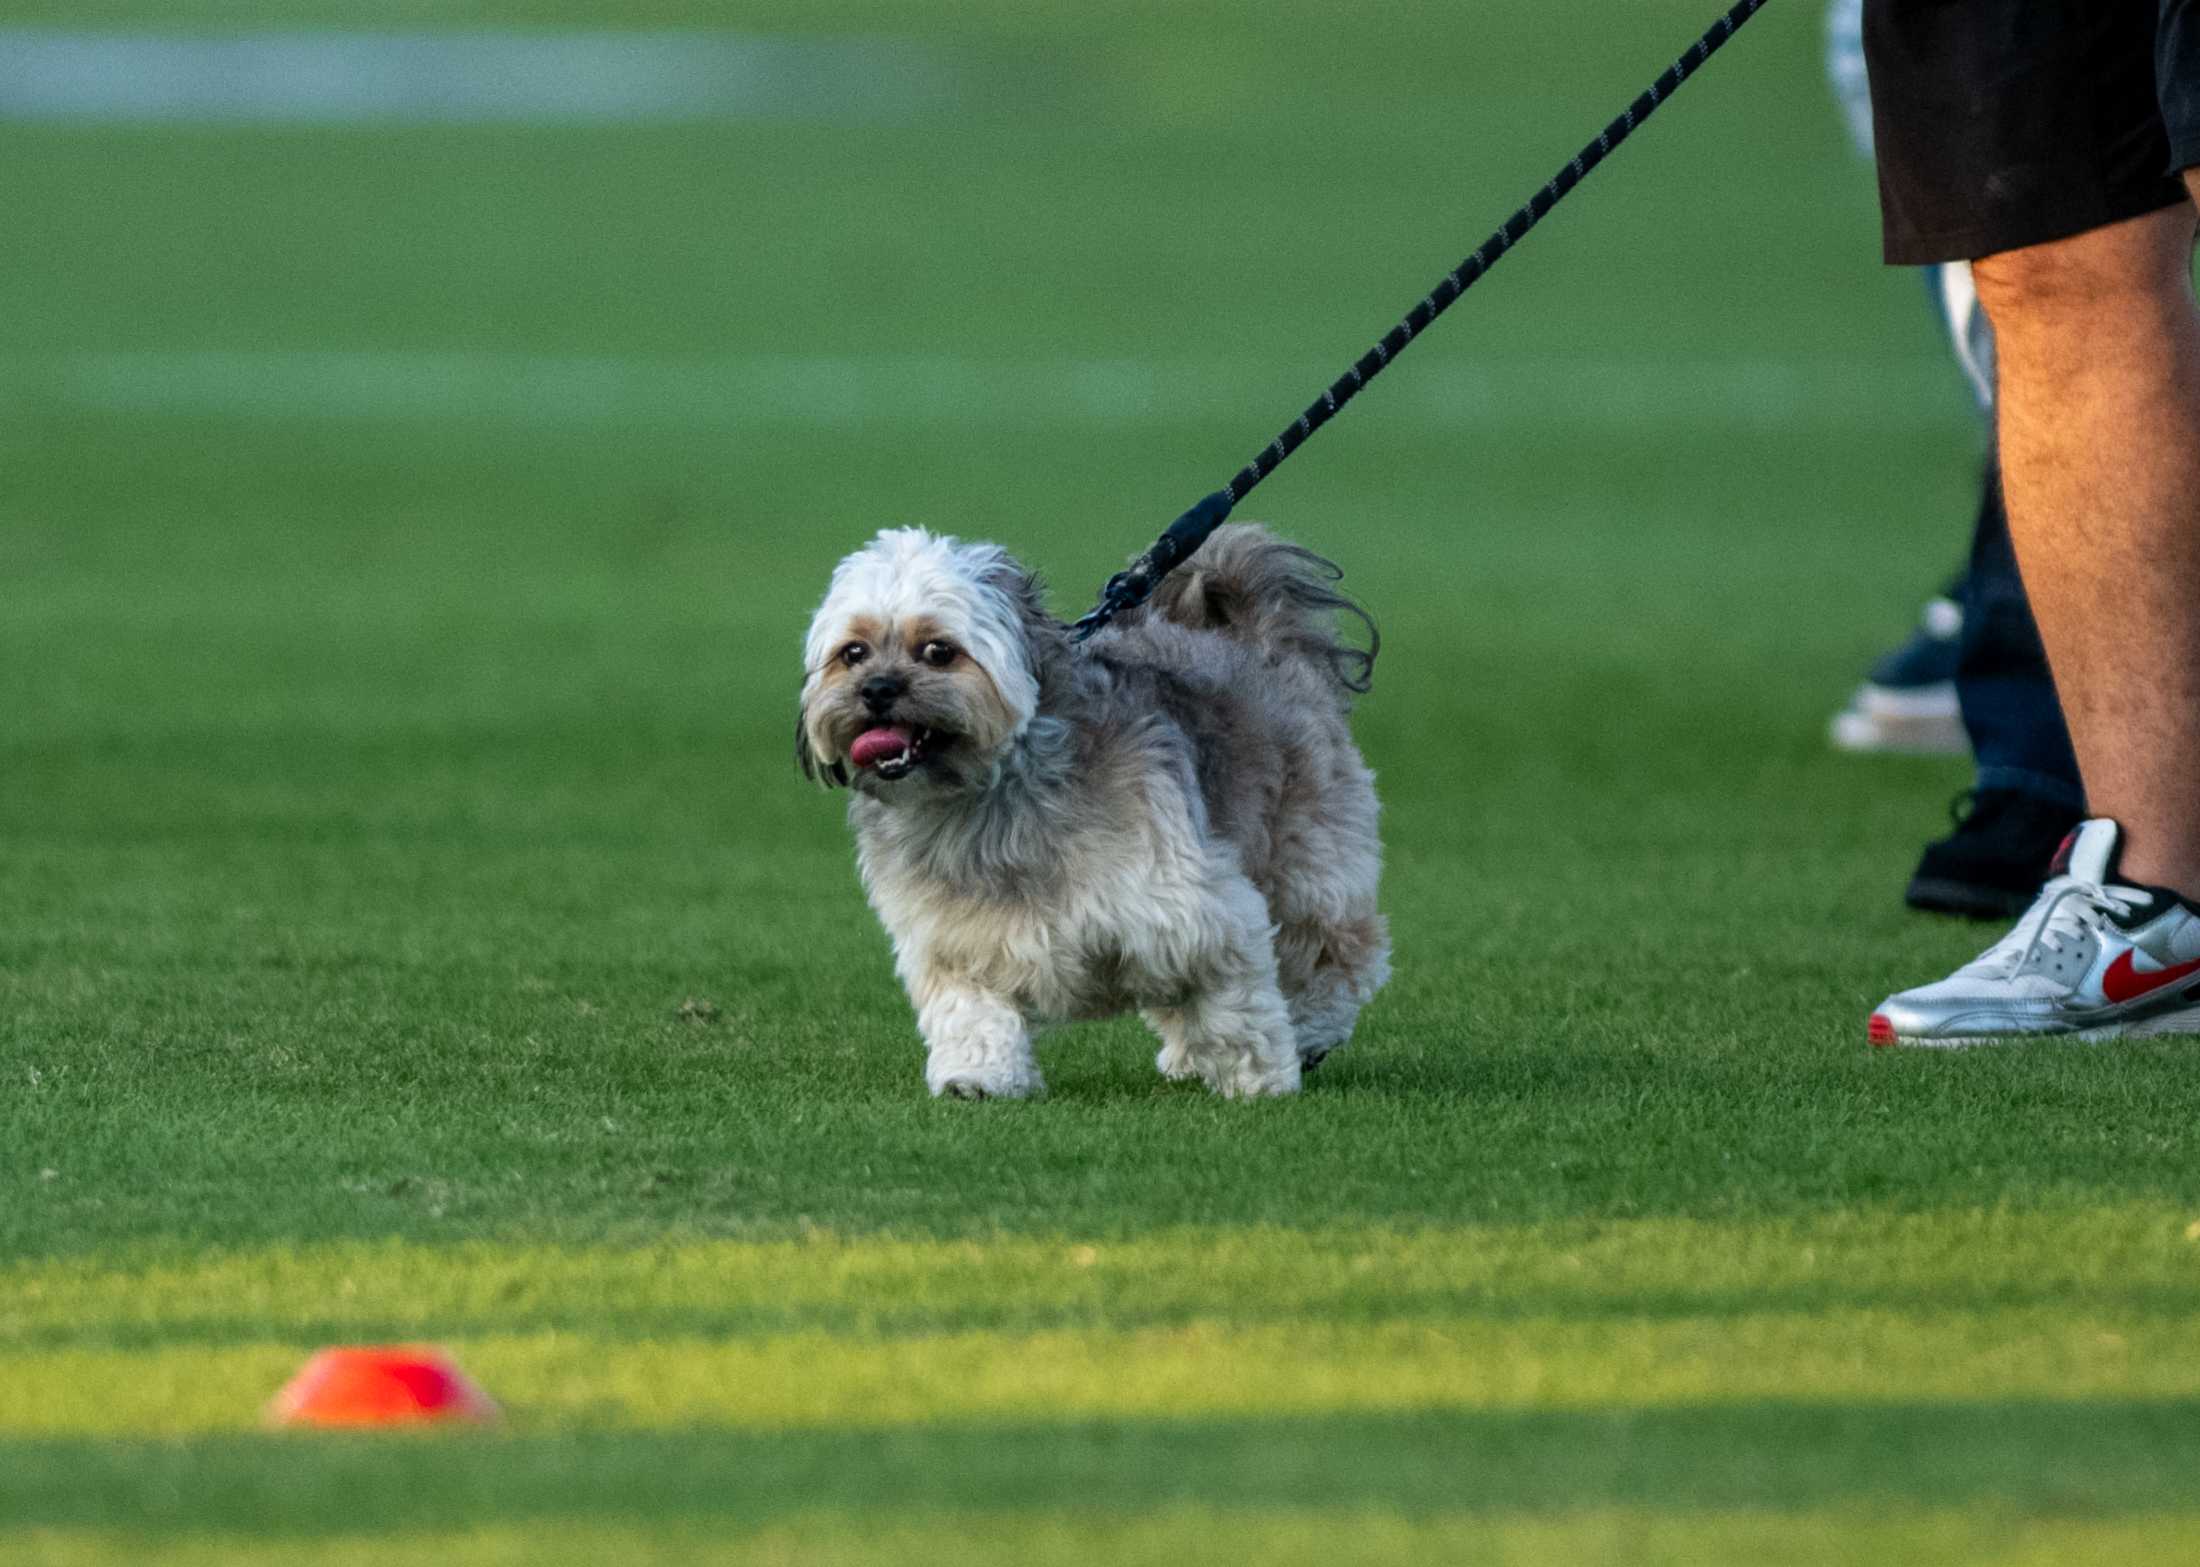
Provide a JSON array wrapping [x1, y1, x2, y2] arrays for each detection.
[[917, 989, 1041, 1101], [927, 1061, 1044, 1101]]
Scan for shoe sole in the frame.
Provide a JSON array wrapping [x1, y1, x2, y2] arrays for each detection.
[[1870, 1001, 2200, 1048], [1855, 683, 1960, 720], [1828, 702, 1967, 757], [1903, 875, 2033, 921]]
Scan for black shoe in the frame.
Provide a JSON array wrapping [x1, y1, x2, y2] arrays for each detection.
[[1905, 789, 2086, 920]]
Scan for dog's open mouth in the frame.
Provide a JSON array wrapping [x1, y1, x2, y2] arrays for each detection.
[[849, 723, 939, 780]]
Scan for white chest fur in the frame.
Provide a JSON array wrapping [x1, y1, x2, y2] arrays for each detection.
[[854, 780, 1226, 1023]]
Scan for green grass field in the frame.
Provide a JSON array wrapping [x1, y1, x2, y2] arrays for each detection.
[[9, 1, 2200, 1561]]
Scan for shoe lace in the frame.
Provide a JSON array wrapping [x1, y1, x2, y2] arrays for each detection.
[[1968, 876, 2153, 977]]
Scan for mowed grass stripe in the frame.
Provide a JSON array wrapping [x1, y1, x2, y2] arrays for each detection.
[[0, 29, 958, 127], [17, 1508, 2200, 1567], [10, 1212, 2200, 1349], [0, 350, 1959, 431], [9, 1312, 2198, 1438], [8, 1411, 2200, 1546], [7, 1215, 2200, 1437]]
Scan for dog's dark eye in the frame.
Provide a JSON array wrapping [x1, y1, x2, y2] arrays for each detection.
[[840, 642, 868, 668], [919, 641, 958, 669]]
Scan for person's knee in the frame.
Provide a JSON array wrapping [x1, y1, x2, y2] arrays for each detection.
[[1971, 207, 2198, 336]]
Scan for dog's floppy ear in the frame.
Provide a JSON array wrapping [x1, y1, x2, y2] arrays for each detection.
[[795, 709, 848, 788], [988, 561, 1071, 699]]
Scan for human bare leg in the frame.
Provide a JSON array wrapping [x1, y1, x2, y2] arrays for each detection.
[[1971, 199, 2200, 894]]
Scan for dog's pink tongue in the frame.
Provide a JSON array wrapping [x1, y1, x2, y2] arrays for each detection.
[[849, 724, 915, 770]]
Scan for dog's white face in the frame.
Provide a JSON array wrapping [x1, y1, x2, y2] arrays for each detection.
[[797, 528, 1041, 793]]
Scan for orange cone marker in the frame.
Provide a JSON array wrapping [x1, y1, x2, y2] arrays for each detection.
[[267, 1346, 499, 1428]]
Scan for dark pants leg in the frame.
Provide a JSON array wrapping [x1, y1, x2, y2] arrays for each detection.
[[1958, 455, 2086, 811]]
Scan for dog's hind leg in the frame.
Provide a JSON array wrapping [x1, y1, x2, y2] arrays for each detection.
[[1144, 979, 1300, 1098], [1277, 912, 1391, 1070], [1141, 882, 1301, 1098]]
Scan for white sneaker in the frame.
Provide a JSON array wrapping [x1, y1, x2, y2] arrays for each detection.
[[1828, 594, 1967, 756], [1870, 819, 2200, 1046]]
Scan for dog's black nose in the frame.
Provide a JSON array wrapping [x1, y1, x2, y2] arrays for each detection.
[[860, 674, 906, 714]]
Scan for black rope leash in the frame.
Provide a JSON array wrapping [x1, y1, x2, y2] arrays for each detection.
[[1071, 0, 1771, 639]]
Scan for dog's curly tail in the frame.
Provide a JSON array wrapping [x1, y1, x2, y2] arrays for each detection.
[[1144, 523, 1378, 699]]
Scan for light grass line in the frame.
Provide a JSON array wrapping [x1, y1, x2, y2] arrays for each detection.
[[7, 1311, 2194, 1438], [0, 29, 955, 125], [0, 349, 1966, 432], [9, 1211, 2196, 1344], [7, 1213, 2200, 1438], [16, 1508, 2200, 1567]]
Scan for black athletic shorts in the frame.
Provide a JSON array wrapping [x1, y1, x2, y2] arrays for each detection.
[[1863, 0, 2200, 263]]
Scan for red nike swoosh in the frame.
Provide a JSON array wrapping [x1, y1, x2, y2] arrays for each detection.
[[2102, 949, 2200, 1005]]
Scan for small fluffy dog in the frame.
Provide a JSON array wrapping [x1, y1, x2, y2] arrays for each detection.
[[796, 523, 1389, 1099]]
